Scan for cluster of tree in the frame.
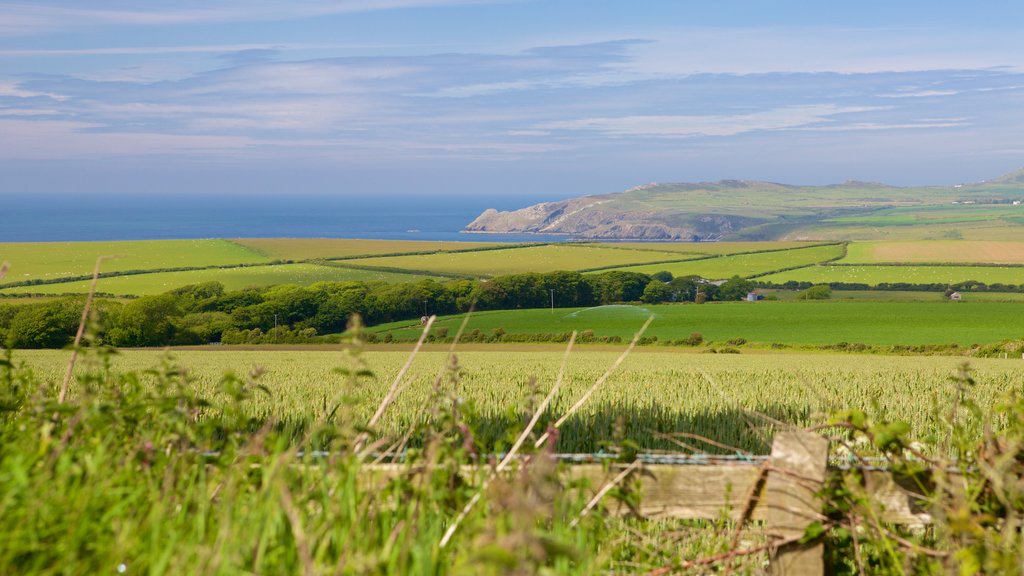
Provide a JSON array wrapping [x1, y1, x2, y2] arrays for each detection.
[[0, 269, 767, 349], [640, 274, 756, 304]]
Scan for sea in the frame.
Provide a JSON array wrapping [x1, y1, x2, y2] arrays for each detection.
[[0, 193, 570, 243]]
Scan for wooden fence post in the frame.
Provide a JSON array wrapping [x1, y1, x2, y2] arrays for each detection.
[[766, 430, 829, 575]]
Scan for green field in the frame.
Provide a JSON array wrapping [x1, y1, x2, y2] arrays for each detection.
[[760, 264, 1024, 286], [0, 263, 438, 296], [0, 239, 267, 285], [593, 241, 822, 255], [16, 348, 1024, 454], [826, 204, 1024, 226], [765, 289, 1024, 302], [351, 244, 705, 277], [368, 300, 1024, 346], [611, 243, 845, 279], [232, 237, 505, 260]]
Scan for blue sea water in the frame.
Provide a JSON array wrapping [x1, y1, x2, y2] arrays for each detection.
[[0, 194, 568, 243]]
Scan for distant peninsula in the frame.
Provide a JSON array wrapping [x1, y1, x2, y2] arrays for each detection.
[[464, 169, 1024, 241]]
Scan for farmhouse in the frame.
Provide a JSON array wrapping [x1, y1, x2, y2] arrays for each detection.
[[949, 292, 962, 301], [746, 292, 764, 302]]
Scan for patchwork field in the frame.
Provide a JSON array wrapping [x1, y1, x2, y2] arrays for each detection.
[[760, 265, 1024, 286], [1, 263, 438, 296], [4, 238, 1024, 296], [611, 243, 845, 279], [0, 239, 267, 285], [232, 238, 504, 260], [840, 240, 1024, 264], [368, 301, 1024, 346], [16, 348, 1024, 454]]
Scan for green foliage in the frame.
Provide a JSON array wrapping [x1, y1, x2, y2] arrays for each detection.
[[798, 284, 833, 300]]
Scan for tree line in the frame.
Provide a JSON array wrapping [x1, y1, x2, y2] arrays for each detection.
[[0, 270, 758, 348]]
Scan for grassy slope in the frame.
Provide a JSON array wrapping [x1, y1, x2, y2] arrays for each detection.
[[368, 301, 1024, 346], [0, 239, 268, 285], [1, 263, 439, 296]]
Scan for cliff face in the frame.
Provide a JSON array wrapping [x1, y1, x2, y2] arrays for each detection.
[[463, 189, 763, 240]]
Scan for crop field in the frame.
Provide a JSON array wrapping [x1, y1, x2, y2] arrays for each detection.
[[840, 240, 1024, 264], [232, 237, 505, 260], [760, 264, 1024, 286], [0, 239, 267, 285], [592, 240, 822, 255], [0, 263, 438, 296], [611, 243, 845, 279], [368, 301, 1024, 346], [15, 348, 1023, 454], [350, 244, 705, 277]]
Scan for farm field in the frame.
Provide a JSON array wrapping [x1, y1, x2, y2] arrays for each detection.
[[232, 237, 505, 260], [0, 263, 439, 296], [16, 348, 1024, 454], [611, 243, 845, 279], [839, 240, 1024, 264], [592, 240, 823, 255], [367, 301, 1024, 346], [765, 289, 1024, 302], [784, 220, 1024, 242], [350, 244, 705, 277], [0, 239, 267, 285], [826, 203, 1024, 226], [760, 264, 1024, 286]]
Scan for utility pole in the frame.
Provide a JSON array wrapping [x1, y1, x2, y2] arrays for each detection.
[[550, 289, 555, 313]]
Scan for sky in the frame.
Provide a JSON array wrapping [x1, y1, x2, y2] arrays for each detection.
[[1, 0, 1023, 199]]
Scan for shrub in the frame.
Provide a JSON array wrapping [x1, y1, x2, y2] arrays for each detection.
[[797, 284, 832, 300]]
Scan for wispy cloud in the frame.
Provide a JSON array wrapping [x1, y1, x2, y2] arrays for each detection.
[[0, 1, 499, 36], [535, 105, 886, 138]]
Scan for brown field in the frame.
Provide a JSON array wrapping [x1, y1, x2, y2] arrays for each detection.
[[843, 240, 1024, 264], [231, 238, 509, 260]]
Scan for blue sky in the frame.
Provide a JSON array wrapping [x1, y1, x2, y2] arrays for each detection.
[[1, 0, 1023, 198]]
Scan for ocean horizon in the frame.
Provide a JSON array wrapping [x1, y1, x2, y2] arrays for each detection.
[[0, 193, 570, 243]]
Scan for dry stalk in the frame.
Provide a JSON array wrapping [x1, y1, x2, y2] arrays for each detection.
[[535, 316, 653, 448], [431, 306, 474, 390], [355, 315, 435, 452], [569, 458, 642, 528], [0, 261, 8, 280], [59, 256, 111, 404], [643, 530, 811, 575], [437, 331, 577, 549]]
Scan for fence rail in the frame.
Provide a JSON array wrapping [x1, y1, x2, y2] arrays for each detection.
[[366, 430, 932, 574]]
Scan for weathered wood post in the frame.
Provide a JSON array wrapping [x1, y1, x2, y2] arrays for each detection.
[[766, 430, 829, 575]]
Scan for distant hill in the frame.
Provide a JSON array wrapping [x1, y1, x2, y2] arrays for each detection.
[[464, 169, 1024, 241]]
